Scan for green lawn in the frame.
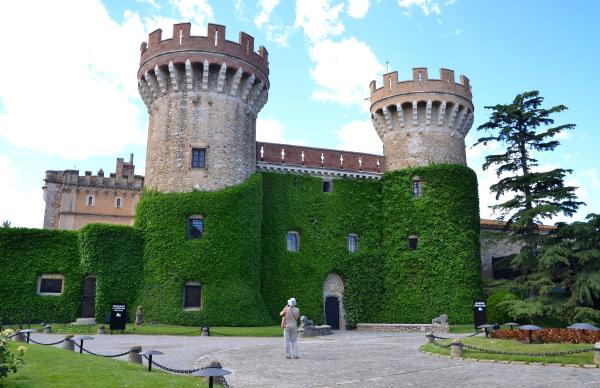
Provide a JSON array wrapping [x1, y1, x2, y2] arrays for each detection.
[[8, 323, 282, 337], [449, 324, 477, 334], [3, 342, 217, 387], [421, 336, 596, 366]]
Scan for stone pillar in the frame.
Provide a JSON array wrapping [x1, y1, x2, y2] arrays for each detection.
[[97, 325, 106, 335], [129, 346, 143, 364], [43, 325, 52, 334], [63, 335, 75, 351], [426, 332, 434, 343], [450, 339, 463, 358], [202, 326, 210, 336], [135, 306, 144, 326], [13, 332, 26, 342], [594, 342, 600, 366]]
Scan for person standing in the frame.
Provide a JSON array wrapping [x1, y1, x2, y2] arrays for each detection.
[[280, 297, 300, 359]]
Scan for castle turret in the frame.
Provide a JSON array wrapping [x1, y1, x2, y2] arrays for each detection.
[[138, 23, 269, 192], [369, 68, 473, 170]]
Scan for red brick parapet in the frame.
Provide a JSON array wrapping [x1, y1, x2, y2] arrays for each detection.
[[256, 142, 383, 174]]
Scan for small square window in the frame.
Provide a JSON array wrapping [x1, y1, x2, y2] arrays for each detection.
[[323, 179, 333, 193], [287, 231, 299, 252], [192, 148, 206, 168], [412, 177, 422, 198], [86, 195, 95, 207], [408, 236, 419, 250], [115, 197, 123, 208], [188, 215, 204, 239], [347, 234, 358, 253], [37, 274, 64, 296], [183, 282, 202, 309]]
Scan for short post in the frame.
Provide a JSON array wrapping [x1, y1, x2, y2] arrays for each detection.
[[450, 339, 463, 358], [128, 345, 143, 364], [135, 306, 144, 327], [13, 332, 26, 343], [202, 324, 210, 336], [43, 325, 52, 334], [594, 342, 600, 366], [63, 335, 75, 351], [97, 325, 106, 335], [426, 332, 434, 343]]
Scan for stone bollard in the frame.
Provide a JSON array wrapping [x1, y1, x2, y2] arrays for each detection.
[[426, 332, 434, 343], [204, 360, 226, 386], [129, 345, 143, 364], [202, 326, 210, 336], [63, 335, 75, 351], [97, 325, 106, 335], [135, 306, 144, 326], [13, 332, 26, 342], [450, 339, 463, 358], [44, 325, 52, 334], [594, 342, 600, 366]]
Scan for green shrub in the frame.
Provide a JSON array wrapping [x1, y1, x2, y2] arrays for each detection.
[[487, 290, 519, 324], [0, 329, 26, 380]]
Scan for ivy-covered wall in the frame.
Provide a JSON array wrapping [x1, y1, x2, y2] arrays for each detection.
[[79, 224, 145, 322], [381, 164, 483, 324], [134, 173, 272, 326], [0, 229, 81, 323], [260, 172, 384, 326]]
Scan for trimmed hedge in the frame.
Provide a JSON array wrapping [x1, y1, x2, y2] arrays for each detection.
[[79, 224, 145, 322], [260, 172, 384, 326], [382, 164, 483, 324], [134, 173, 272, 326], [0, 228, 81, 323]]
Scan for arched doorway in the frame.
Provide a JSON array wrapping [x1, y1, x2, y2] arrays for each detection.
[[80, 276, 96, 319], [323, 273, 346, 330]]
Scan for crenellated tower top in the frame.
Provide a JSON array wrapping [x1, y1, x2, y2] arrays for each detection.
[[369, 68, 474, 170]]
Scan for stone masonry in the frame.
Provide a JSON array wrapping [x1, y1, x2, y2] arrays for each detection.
[[369, 68, 474, 170], [139, 23, 269, 192]]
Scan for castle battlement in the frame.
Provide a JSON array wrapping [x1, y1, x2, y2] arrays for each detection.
[[369, 68, 474, 170]]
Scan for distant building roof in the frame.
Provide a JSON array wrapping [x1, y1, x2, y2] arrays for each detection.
[[480, 218, 557, 232]]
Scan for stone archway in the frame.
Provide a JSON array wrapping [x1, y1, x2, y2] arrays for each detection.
[[323, 273, 346, 330]]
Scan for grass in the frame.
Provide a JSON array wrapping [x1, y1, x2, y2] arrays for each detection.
[[3, 342, 216, 387], [421, 336, 596, 366], [449, 324, 477, 334], [4, 323, 282, 337]]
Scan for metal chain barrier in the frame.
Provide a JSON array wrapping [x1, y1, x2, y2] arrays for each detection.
[[142, 355, 231, 387], [72, 342, 131, 358], [460, 343, 594, 357], [28, 337, 66, 346]]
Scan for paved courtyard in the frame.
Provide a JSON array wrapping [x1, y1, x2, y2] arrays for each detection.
[[33, 331, 600, 387]]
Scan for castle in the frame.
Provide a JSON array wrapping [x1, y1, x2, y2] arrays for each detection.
[[8, 22, 490, 327]]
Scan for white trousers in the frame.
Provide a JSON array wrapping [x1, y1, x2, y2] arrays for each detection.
[[283, 327, 298, 358]]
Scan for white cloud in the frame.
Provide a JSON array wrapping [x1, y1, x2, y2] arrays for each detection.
[[309, 38, 384, 107], [257, 118, 305, 145], [295, 0, 345, 42], [0, 155, 44, 228], [454, 28, 461, 35], [0, 1, 148, 160], [336, 120, 383, 154], [264, 25, 294, 47], [398, 0, 441, 15], [347, 0, 370, 19], [581, 168, 600, 188], [255, 0, 280, 27], [170, 0, 213, 27], [136, 0, 161, 9]]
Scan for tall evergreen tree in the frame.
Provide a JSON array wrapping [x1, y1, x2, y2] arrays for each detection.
[[475, 90, 584, 276]]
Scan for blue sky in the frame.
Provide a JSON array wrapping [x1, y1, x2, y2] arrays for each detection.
[[0, 0, 598, 227]]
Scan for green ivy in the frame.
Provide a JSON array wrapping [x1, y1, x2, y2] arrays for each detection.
[[381, 164, 483, 324], [79, 224, 145, 322], [0, 228, 81, 323], [134, 173, 272, 326]]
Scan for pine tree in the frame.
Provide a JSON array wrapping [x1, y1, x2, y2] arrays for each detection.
[[475, 90, 584, 276]]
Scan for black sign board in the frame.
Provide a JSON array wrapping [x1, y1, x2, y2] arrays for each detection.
[[473, 300, 487, 329], [110, 303, 127, 331]]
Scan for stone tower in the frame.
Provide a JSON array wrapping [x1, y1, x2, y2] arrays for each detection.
[[138, 23, 269, 192], [369, 68, 473, 170]]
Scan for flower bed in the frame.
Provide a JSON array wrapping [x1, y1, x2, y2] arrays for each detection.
[[491, 328, 600, 344]]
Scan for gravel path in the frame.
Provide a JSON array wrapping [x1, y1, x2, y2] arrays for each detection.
[[26, 331, 600, 387]]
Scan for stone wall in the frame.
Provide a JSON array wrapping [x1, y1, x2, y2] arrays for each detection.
[[356, 323, 449, 333]]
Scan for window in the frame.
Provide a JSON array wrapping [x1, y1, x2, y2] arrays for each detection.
[[188, 215, 204, 239], [86, 194, 95, 207], [287, 231, 299, 252], [183, 282, 202, 309], [408, 236, 419, 250], [412, 176, 422, 198], [191, 148, 206, 168], [347, 234, 358, 253], [37, 274, 64, 296], [115, 197, 123, 208], [323, 179, 333, 193]]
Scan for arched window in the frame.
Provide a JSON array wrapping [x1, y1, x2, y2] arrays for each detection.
[[347, 234, 358, 253], [412, 176, 422, 198], [183, 282, 202, 309], [188, 215, 204, 239], [287, 231, 299, 252], [408, 236, 419, 250]]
